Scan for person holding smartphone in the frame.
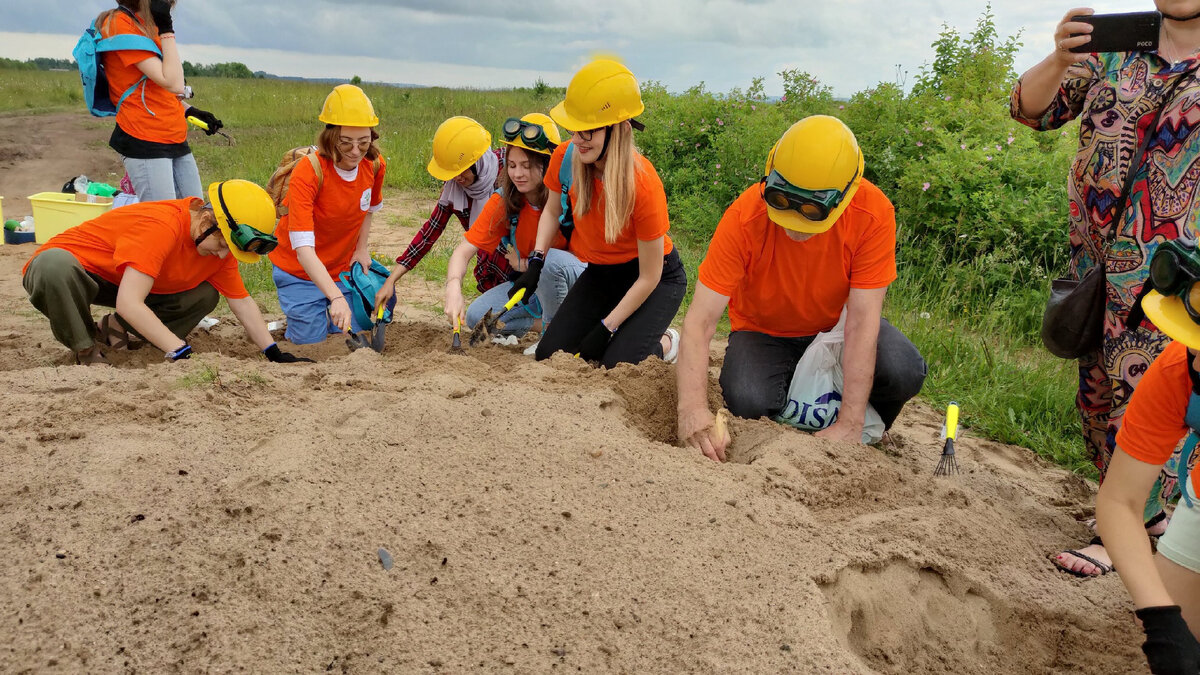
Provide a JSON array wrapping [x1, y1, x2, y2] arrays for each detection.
[[94, 0, 224, 201], [1011, 3, 1200, 577]]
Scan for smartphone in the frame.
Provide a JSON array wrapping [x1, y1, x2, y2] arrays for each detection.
[[1069, 11, 1160, 53]]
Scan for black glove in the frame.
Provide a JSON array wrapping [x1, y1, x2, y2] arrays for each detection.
[[577, 321, 615, 362], [508, 251, 544, 303], [149, 0, 174, 34], [264, 343, 314, 364], [186, 107, 223, 135], [1137, 606, 1200, 675]]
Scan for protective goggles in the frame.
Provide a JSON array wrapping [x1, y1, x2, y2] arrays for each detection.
[[1149, 239, 1200, 319], [502, 118, 556, 152], [214, 181, 278, 255], [762, 167, 858, 222]]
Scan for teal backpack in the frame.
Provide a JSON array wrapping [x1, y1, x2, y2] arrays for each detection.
[[73, 8, 161, 117], [557, 143, 575, 242]]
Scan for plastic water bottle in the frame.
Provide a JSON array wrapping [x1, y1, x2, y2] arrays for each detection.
[[19, 216, 34, 232], [73, 175, 89, 194]]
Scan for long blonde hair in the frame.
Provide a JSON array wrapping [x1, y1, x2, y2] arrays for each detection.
[[572, 121, 638, 244]]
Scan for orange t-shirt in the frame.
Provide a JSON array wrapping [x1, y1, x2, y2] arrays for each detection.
[[22, 199, 248, 299], [698, 180, 897, 337], [269, 153, 387, 280], [544, 142, 673, 265], [99, 11, 186, 144], [1117, 340, 1192, 466], [463, 193, 567, 257]]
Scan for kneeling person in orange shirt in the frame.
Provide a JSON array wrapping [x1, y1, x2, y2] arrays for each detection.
[[22, 180, 309, 366], [676, 117, 927, 460]]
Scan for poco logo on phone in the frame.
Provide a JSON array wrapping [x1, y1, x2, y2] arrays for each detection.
[[1136, 40, 1154, 47]]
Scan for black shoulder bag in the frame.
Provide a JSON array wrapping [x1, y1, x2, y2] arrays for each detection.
[[1041, 67, 1196, 359]]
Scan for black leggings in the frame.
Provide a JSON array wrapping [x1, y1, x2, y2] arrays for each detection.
[[536, 250, 686, 368]]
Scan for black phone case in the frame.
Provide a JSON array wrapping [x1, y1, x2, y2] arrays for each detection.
[[1070, 11, 1160, 53]]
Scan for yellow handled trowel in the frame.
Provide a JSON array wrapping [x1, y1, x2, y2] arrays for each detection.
[[469, 288, 525, 346]]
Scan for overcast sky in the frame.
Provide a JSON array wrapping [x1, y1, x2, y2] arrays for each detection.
[[0, 0, 1139, 96]]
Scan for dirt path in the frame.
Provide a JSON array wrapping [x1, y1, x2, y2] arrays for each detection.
[[0, 112, 1146, 673]]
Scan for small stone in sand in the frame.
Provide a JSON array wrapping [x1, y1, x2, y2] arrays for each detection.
[[378, 548, 393, 571], [55, 550, 66, 559]]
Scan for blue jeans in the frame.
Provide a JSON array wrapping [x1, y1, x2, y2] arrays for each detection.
[[272, 266, 365, 344], [465, 248, 585, 336], [121, 153, 203, 202]]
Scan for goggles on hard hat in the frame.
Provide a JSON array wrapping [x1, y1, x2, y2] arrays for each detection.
[[1149, 239, 1200, 320], [194, 183, 279, 255], [762, 168, 859, 223], [502, 117, 557, 153]]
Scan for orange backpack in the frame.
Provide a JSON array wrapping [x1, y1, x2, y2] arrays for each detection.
[[266, 146, 380, 218]]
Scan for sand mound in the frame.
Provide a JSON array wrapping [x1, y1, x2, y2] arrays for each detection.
[[0, 111, 1147, 672], [0, 309, 1146, 672]]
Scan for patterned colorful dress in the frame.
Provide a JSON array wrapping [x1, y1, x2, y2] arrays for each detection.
[[1011, 52, 1200, 519]]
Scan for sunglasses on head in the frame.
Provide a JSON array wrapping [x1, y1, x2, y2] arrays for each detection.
[[761, 167, 859, 223], [502, 117, 556, 152], [1149, 239, 1200, 320]]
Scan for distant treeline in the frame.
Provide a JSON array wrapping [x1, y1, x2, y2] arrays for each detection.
[[0, 57, 74, 70], [0, 56, 261, 79], [182, 61, 262, 79]]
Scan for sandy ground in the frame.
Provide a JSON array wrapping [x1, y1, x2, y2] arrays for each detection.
[[0, 111, 1149, 673]]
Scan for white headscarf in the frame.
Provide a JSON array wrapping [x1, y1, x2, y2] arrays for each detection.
[[439, 149, 499, 226]]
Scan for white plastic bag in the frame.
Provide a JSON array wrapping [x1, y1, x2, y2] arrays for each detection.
[[772, 310, 885, 444]]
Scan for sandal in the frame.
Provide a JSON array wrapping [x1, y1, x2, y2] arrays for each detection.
[[97, 314, 143, 351], [1053, 536, 1113, 578], [74, 345, 110, 367]]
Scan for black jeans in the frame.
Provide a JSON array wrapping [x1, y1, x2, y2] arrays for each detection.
[[719, 318, 927, 429], [536, 250, 686, 368]]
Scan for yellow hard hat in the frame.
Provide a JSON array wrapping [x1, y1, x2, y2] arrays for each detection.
[[550, 59, 645, 132], [501, 113, 562, 156], [318, 84, 379, 127], [206, 180, 278, 264], [427, 116, 492, 181], [1143, 291, 1200, 350], [764, 115, 864, 234]]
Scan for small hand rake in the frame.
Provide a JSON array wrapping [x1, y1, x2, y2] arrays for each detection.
[[934, 402, 961, 477]]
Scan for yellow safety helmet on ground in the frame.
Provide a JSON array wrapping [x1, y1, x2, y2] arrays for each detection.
[[763, 115, 864, 234], [206, 180, 279, 264], [427, 116, 492, 182], [500, 113, 562, 156], [318, 84, 379, 127], [550, 59, 645, 132]]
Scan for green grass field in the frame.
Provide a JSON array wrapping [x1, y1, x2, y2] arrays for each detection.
[[0, 68, 1090, 476]]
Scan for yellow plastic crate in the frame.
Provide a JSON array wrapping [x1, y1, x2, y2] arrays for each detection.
[[28, 192, 113, 244]]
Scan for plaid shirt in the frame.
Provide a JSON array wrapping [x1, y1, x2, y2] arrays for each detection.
[[396, 201, 512, 293], [396, 148, 511, 293]]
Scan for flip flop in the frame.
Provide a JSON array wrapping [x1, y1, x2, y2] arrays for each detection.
[[1053, 537, 1113, 578]]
